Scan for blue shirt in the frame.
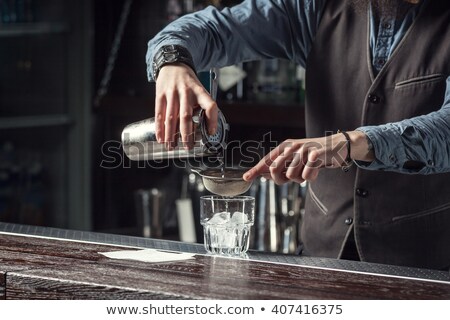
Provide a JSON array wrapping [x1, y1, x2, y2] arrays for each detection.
[[147, 0, 450, 174]]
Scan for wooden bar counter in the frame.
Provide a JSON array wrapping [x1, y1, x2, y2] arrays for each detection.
[[0, 223, 449, 300]]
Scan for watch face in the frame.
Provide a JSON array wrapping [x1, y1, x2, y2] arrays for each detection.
[[165, 52, 178, 62], [163, 45, 176, 53], [154, 45, 194, 80]]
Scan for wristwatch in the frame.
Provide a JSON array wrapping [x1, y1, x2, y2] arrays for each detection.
[[152, 45, 196, 81]]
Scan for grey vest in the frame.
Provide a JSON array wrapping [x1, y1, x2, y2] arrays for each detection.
[[302, 0, 450, 269]]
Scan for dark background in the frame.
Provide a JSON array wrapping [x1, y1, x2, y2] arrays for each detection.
[[0, 0, 305, 241]]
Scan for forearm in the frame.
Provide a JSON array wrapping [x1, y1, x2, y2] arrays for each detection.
[[146, 5, 252, 80], [146, 0, 325, 81], [355, 106, 450, 174], [347, 130, 375, 162]]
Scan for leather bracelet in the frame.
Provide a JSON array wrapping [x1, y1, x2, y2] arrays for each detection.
[[337, 130, 353, 171]]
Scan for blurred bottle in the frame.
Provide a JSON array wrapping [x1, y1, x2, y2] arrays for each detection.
[[15, 0, 25, 22], [217, 63, 247, 102], [1, 143, 14, 222], [296, 65, 306, 104], [204, 0, 222, 8], [166, 0, 182, 21], [1, 0, 12, 23], [183, 0, 194, 13], [0, 0, 35, 24], [20, 157, 45, 225], [247, 59, 298, 104], [24, 0, 34, 22], [0, 142, 16, 222]]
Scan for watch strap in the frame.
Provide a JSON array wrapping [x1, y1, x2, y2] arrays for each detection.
[[152, 45, 196, 81]]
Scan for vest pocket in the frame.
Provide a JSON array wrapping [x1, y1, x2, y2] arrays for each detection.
[[395, 74, 445, 90], [391, 201, 450, 222], [308, 184, 329, 215]]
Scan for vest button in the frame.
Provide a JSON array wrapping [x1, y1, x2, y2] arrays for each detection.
[[377, 58, 386, 66], [356, 188, 369, 198], [345, 217, 353, 225], [368, 94, 381, 104], [389, 154, 397, 163]]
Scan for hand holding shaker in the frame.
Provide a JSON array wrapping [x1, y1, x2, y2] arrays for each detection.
[[121, 68, 229, 160]]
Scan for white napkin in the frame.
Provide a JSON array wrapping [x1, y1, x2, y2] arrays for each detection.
[[99, 249, 195, 263]]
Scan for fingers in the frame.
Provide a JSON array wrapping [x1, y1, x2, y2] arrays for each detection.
[[245, 139, 327, 184], [155, 94, 166, 143], [155, 64, 231, 149], [155, 64, 201, 149], [302, 148, 321, 181], [243, 142, 285, 181], [165, 90, 180, 149], [195, 86, 218, 135], [285, 151, 306, 184], [243, 141, 288, 183], [268, 145, 294, 185], [179, 90, 194, 149], [243, 158, 269, 182]]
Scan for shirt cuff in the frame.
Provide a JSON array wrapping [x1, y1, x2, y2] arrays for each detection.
[[355, 126, 408, 171]]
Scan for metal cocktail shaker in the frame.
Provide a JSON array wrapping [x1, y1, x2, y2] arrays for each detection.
[[121, 68, 229, 160], [122, 109, 229, 160]]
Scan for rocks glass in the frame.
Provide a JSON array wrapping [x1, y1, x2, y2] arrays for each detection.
[[200, 195, 255, 256]]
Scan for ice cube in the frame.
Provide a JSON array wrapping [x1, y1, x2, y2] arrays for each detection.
[[230, 211, 248, 224], [207, 211, 230, 225]]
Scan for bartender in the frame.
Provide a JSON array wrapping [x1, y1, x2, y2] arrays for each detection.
[[146, 0, 450, 270]]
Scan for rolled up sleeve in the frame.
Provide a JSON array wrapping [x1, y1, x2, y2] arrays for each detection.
[[146, 0, 326, 81], [356, 76, 450, 174]]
